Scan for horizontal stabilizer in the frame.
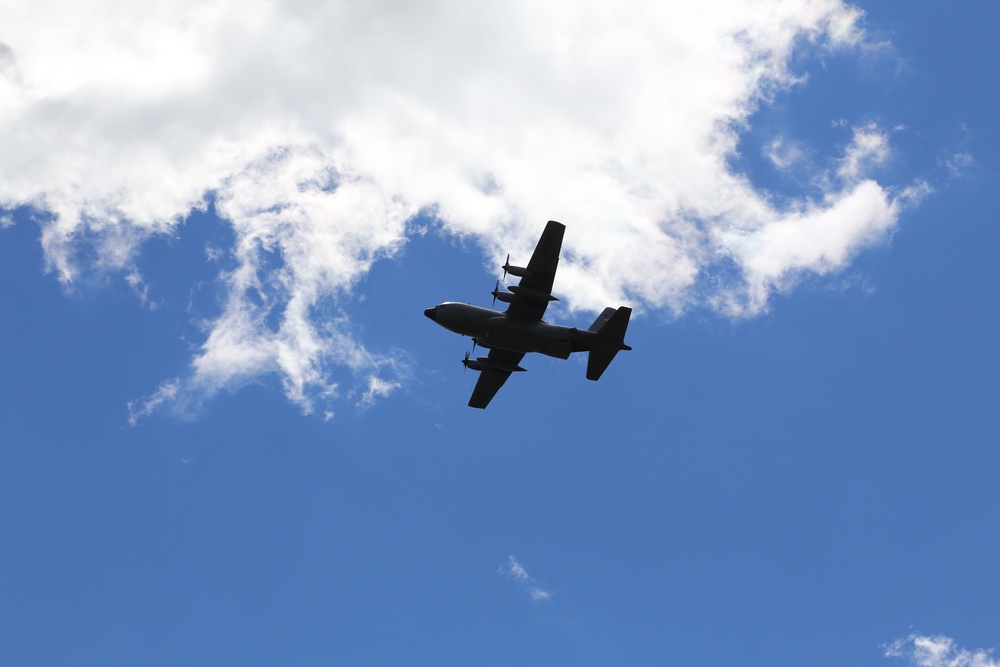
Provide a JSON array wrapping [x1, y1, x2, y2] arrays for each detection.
[[586, 307, 632, 381]]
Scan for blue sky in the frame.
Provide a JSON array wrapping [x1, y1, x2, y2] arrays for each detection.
[[1, 1, 998, 665]]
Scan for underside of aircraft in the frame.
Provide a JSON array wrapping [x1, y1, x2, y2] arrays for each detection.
[[424, 220, 632, 408]]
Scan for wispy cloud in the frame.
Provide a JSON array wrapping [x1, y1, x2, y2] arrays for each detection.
[[356, 375, 402, 411], [764, 136, 808, 171], [837, 123, 892, 183], [943, 151, 976, 179], [0, 0, 928, 415], [125, 269, 157, 310], [127, 379, 181, 425], [886, 634, 1000, 667], [499, 555, 552, 602]]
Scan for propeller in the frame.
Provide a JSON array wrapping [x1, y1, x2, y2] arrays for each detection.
[[491, 279, 501, 308], [502, 253, 510, 280], [462, 350, 471, 371]]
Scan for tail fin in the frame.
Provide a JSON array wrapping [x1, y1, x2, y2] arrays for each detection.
[[588, 307, 617, 333], [587, 306, 632, 381]]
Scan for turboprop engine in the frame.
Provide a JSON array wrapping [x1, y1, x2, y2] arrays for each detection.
[[462, 351, 526, 373], [491, 280, 559, 307], [502, 254, 530, 279]]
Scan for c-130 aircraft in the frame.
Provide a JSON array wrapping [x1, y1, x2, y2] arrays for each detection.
[[424, 220, 632, 408]]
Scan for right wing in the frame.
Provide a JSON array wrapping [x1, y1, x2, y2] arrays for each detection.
[[504, 220, 565, 323], [468, 348, 526, 409]]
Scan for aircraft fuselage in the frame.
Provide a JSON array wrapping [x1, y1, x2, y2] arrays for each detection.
[[424, 302, 597, 360]]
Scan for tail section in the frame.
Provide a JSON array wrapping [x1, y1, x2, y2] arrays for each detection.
[[586, 306, 632, 381], [588, 307, 617, 333]]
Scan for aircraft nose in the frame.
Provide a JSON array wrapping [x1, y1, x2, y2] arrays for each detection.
[[424, 307, 437, 321]]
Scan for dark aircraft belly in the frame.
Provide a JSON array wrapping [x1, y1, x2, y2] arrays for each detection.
[[479, 319, 576, 359]]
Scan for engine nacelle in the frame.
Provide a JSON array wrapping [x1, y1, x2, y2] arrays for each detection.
[[465, 356, 526, 372], [508, 285, 559, 302], [478, 356, 526, 372], [502, 253, 531, 279], [463, 359, 492, 372], [491, 290, 516, 304], [503, 263, 530, 278]]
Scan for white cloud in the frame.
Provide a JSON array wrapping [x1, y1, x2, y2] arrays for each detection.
[[505, 556, 529, 583], [356, 375, 402, 411], [499, 555, 552, 602], [125, 269, 157, 310], [529, 587, 552, 602], [886, 635, 1000, 667], [765, 136, 808, 171], [0, 0, 924, 414], [837, 123, 892, 183], [943, 151, 975, 179], [712, 178, 900, 315], [127, 379, 181, 425]]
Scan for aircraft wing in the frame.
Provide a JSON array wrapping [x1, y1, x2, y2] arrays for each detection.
[[504, 220, 565, 322], [468, 348, 526, 409]]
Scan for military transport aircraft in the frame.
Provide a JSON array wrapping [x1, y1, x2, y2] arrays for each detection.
[[424, 220, 632, 408]]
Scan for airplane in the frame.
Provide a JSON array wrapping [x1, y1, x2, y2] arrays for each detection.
[[424, 220, 632, 408]]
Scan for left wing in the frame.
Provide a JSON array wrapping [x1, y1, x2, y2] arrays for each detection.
[[504, 220, 565, 322], [468, 348, 526, 409]]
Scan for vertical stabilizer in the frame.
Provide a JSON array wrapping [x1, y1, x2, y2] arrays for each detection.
[[588, 307, 617, 332]]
